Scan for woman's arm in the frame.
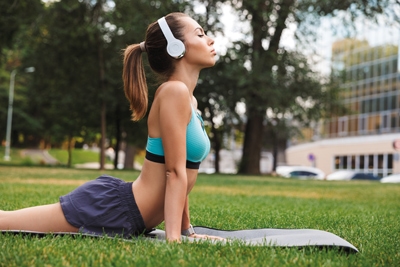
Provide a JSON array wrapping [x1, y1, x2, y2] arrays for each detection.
[[181, 196, 225, 241], [158, 82, 191, 242], [181, 196, 191, 232]]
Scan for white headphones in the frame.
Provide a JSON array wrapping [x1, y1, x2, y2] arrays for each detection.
[[157, 17, 185, 59]]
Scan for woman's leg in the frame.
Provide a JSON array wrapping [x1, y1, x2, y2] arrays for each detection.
[[0, 203, 79, 232]]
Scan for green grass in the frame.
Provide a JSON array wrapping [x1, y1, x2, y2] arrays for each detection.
[[0, 148, 119, 166], [48, 148, 109, 165], [1, 166, 399, 266], [0, 149, 33, 166]]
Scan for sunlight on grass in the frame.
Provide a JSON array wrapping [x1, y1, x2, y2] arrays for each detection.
[[195, 185, 342, 199], [48, 148, 111, 165]]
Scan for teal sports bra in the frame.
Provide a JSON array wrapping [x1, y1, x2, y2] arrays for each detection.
[[145, 106, 211, 169]]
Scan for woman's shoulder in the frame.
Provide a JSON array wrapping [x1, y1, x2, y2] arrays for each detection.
[[156, 81, 191, 104], [157, 81, 188, 94]]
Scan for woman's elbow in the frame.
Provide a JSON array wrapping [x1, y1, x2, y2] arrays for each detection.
[[165, 168, 187, 184]]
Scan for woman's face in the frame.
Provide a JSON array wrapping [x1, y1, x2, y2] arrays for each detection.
[[180, 17, 216, 68]]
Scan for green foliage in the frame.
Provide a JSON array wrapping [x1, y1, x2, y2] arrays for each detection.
[[0, 0, 195, 152], [0, 2, 43, 146], [25, 0, 102, 146], [107, 0, 194, 148], [0, 0, 43, 61], [0, 167, 399, 266]]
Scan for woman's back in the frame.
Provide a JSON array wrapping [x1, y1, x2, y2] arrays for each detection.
[[132, 81, 200, 230]]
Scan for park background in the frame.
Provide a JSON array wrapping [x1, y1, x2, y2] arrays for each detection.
[[1, 1, 400, 266], [1, 0, 398, 176]]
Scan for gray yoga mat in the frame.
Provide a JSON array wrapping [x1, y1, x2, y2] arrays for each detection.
[[195, 226, 358, 252], [1, 226, 358, 253]]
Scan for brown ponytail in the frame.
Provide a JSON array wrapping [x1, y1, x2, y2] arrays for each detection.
[[122, 12, 189, 121], [122, 43, 148, 121]]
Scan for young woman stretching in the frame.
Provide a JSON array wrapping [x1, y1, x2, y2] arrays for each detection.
[[0, 12, 219, 242]]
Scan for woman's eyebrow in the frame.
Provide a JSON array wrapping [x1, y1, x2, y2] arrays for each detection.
[[194, 27, 204, 33]]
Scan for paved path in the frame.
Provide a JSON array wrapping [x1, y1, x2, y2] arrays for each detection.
[[21, 149, 59, 165]]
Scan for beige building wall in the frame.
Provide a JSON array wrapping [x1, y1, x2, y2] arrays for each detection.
[[286, 133, 400, 177]]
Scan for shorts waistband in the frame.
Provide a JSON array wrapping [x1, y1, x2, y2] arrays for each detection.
[[118, 181, 147, 235]]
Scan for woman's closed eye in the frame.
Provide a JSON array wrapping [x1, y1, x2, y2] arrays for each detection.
[[195, 27, 205, 37]]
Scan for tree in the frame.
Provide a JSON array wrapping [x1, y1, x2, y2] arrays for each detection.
[[105, 0, 195, 169], [3, 0, 197, 169], [0, 0, 43, 63], [22, 0, 101, 166], [192, 1, 244, 173], [220, 0, 400, 174], [196, 54, 247, 173], [0, 1, 44, 146]]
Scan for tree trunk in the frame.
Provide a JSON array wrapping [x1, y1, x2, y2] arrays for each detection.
[[100, 101, 106, 170], [113, 106, 121, 169], [238, 107, 264, 174], [237, 0, 295, 175], [124, 144, 135, 169], [67, 134, 73, 168], [93, 0, 106, 171], [97, 28, 106, 171], [211, 124, 221, 173], [272, 130, 278, 172]]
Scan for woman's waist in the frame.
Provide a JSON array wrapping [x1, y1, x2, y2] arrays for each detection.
[[139, 160, 198, 187], [145, 150, 202, 169]]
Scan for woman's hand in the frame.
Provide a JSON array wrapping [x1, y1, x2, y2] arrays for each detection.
[[190, 233, 225, 241]]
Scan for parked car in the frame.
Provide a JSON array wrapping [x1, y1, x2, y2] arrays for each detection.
[[326, 170, 380, 181], [276, 166, 325, 179], [380, 174, 400, 183]]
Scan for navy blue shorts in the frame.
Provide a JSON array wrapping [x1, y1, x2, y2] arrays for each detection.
[[60, 175, 147, 238]]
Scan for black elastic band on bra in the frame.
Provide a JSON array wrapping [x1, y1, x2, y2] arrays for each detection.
[[145, 150, 165, 164], [145, 150, 200, 169]]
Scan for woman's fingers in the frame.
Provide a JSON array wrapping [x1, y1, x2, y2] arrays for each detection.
[[191, 233, 225, 240]]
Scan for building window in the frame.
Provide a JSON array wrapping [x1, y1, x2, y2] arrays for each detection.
[[338, 117, 348, 136], [334, 156, 340, 169], [342, 156, 348, 169], [391, 112, 398, 129], [333, 153, 393, 177], [381, 112, 390, 132], [388, 154, 393, 169], [359, 155, 365, 169], [359, 114, 368, 134], [384, 95, 391, 111], [351, 155, 356, 169], [368, 155, 374, 170], [377, 154, 384, 169]]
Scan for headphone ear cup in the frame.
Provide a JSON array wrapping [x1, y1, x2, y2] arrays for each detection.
[[167, 40, 185, 59], [158, 17, 186, 59]]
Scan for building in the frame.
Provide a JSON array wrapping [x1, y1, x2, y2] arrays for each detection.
[[286, 37, 400, 178]]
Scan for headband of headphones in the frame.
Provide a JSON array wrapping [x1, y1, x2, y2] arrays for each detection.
[[157, 17, 185, 59]]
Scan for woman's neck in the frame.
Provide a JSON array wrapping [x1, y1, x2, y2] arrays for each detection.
[[170, 64, 200, 95]]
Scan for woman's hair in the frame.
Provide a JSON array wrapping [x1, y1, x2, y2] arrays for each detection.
[[123, 12, 189, 121]]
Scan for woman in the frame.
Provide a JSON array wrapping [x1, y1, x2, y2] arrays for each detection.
[[0, 12, 218, 242]]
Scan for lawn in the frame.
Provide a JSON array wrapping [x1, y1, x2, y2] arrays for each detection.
[[0, 166, 399, 266], [0, 148, 116, 167], [48, 148, 108, 166]]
